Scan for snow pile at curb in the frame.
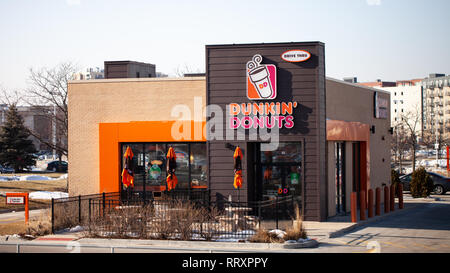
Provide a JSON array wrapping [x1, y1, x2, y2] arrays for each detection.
[[29, 191, 68, 200]]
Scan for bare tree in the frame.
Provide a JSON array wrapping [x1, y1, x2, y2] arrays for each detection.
[[24, 62, 78, 158], [399, 105, 422, 172], [392, 121, 409, 174], [173, 63, 203, 77], [0, 85, 23, 106]]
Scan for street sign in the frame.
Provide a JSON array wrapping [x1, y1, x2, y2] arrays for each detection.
[[5, 193, 29, 223], [6, 196, 25, 204]]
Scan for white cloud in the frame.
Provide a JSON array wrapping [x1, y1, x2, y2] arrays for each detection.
[[366, 0, 381, 5], [66, 0, 81, 6]]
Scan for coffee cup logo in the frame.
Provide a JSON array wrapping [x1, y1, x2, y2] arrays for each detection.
[[246, 54, 277, 100]]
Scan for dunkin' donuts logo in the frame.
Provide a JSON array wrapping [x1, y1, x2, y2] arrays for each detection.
[[246, 54, 277, 100]]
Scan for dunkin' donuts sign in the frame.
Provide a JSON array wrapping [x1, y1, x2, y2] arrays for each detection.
[[228, 54, 299, 130], [246, 54, 277, 100]]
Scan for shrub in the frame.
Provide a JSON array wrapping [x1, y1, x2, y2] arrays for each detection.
[[284, 205, 306, 240], [410, 167, 434, 198], [391, 169, 401, 197]]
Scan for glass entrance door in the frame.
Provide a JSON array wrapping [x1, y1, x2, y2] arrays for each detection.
[[335, 142, 346, 214], [255, 142, 303, 202]]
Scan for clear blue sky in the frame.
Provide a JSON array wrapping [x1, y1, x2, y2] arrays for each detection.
[[0, 0, 449, 91]]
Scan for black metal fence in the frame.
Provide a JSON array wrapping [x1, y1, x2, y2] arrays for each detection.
[[52, 190, 301, 240], [51, 192, 120, 233]]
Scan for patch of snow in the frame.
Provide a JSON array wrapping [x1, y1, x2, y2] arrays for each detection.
[[69, 226, 84, 232], [18, 175, 52, 181], [269, 229, 287, 239], [57, 174, 68, 180], [29, 191, 68, 200]]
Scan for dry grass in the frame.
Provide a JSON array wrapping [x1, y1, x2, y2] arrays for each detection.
[[87, 200, 230, 241], [249, 204, 306, 243], [284, 205, 307, 240], [0, 174, 67, 210], [0, 222, 27, 235], [0, 210, 52, 237]]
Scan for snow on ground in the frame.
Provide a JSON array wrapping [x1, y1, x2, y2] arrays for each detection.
[[57, 174, 68, 180], [29, 191, 69, 200], [0, 174, 67, 182], [18, 175, 52, 181]]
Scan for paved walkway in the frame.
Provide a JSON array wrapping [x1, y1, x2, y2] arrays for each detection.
[[1, 194, 448, 253]]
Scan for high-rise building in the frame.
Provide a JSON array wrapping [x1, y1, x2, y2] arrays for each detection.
[[422, 74, 450, 143], [377, 79, 423, 136]]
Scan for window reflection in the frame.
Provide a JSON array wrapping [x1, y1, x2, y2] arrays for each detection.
[[169, 144, 189, 189], [261, 142, 302, 164], [260, 142, 302, 201], [121, 144, 145, 192], [145, 144, 166, 191], [121, 142, 207, 192], [190, 143, 207, 188]]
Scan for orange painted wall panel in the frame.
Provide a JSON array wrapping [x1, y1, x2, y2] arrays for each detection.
[[99, 121, 206, 194]]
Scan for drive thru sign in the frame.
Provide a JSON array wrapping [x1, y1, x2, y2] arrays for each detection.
[[5, 193, 29, 223]]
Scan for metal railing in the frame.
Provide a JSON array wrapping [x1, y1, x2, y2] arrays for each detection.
[[51, 192, 120, 234], [86, 195, 299, 240], [52, 190, 300, 241]]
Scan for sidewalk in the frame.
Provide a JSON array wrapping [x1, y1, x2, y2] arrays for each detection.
[[1, 197, 437, 252], [304, 200, 428, 239]]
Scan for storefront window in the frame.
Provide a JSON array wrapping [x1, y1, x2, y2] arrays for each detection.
[[145, 144, 166, 191], [259, 142, 302, 201], [121, 142, 207, 193], [170, 144, 189, 189], [261, 142, 302, 164], [121, 144, 145, 192], [190, 143, 207, 189]]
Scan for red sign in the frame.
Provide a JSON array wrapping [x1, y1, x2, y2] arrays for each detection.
[[5, 193, 29, 223]]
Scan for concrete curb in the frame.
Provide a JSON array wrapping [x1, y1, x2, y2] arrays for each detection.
[[76, 237, 321, 250]]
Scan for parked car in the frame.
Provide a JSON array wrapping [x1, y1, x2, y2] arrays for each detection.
[[0, 164, 14, 174], [47, 161, 68, 172], [399, 171, 450, 195]]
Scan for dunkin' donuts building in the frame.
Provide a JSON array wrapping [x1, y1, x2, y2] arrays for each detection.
[[68, 42, 391, 221]]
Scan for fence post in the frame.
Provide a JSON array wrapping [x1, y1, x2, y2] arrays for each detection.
[[351, 192, 357, 223], [390, 184, 395, 212], [375, 188, 381, 216], [384, 186, 390, 213], [275, 195, 279, 230], [258, 201, 262, 229], [51, 198, 55, 234], [88, 198, 91, 227], [368, 189, 374, 218], [398, 184, 404, 209], [78, 195, 82, 224], [102, 192, 106, 217]]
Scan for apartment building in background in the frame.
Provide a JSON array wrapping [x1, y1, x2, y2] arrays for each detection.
[[0, 104, 65, 152], [73, 67, 105, 80], [422, 74, 450, 143], [377, 79, 423, 138]]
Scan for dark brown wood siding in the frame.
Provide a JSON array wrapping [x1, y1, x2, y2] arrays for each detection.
[[206, 42, 326, 221]]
